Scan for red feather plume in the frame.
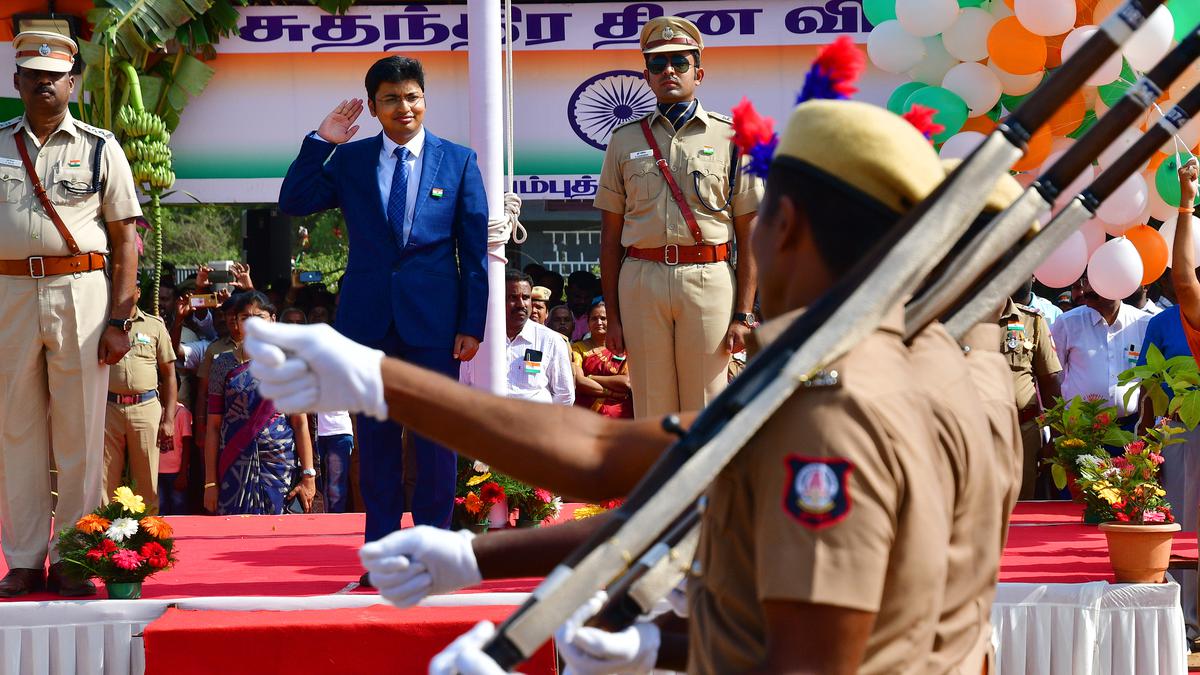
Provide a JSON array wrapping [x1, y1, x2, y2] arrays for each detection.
[[814, 36, 866, 98], [902, 104, 945, 143]]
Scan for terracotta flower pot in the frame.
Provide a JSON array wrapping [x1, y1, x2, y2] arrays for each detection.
[[1099, 522, 1181, 583]]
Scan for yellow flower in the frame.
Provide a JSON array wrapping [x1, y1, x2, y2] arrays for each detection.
[[1061, 438, 1086, 448], [112, 486, 146, 514], [1092, 482, 1122, 505], [573, 504, 609, 520], [466, 472, 492, 487], [75, 514, 110, 535], [140, 516, 173, 539], [1156, 488, 1166, 497]]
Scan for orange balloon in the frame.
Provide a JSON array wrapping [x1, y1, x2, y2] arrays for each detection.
[[1045, 33, 1067, 69], [1076, 0, 1099, 25], [1092, 0, 1124, 23], [961, 115, 997, 135], [989, 18, 1048, 76], [1049, 90, 1087, 136], [1125, 225, 1168, 285], [1002, 0, 1014, 9], [1148, 151, 1169, 174], [1012, 127, 1053, 172]]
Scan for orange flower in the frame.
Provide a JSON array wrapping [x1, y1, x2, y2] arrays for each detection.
[[464, 492, 483, 515], [140, 516, 173, 539], [76, 514, 110, 535]]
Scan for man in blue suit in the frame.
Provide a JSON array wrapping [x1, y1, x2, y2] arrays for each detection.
[[278, 56, 488, 585]]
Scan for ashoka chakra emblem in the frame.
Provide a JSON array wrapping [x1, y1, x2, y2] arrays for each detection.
[[567, 70, 657, 151]]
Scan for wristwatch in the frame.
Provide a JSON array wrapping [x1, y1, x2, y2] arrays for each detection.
[[301, 467, 318, 478], [107, 318, 133, 332], [733, 312, 759, 329]]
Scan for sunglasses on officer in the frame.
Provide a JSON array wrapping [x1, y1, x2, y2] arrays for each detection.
[[645, 54, 694, 75]]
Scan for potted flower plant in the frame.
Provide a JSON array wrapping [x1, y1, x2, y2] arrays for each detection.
[[509, 487, 562, 528], [54, 486, 177, 599], [1075, 424, 1182, 583], [454, 459, 508, 533], [1039, 395, 1135, 521]]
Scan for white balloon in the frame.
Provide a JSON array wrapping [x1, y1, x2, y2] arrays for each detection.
[[1063, 26, 1123, 86], [1043, 148, 1095, 210], [896, 0, 960, 38], [1098, 127, 1151, 174], [1015, 0, 1076, 36], [1124, 6, 1175, 72], [1087, 237, 1144, 300], [942, 62, 1002, 115], [1136, 194, 1154, 226], [991, 0, 1014, 20], [988, 61, 1043, 96], [1035, 230, 1089, 288], [939, 131, 987, 160], [907, 36, 961, 86], [1159, 217, 1200, 268], [1080, 218, 1108, 255], [1097, 173, 1150, 229], [868, 20, 927, 74], [942, 8, 995, 62]]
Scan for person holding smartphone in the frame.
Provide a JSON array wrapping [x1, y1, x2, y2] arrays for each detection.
[[459, 270, 573, 406]]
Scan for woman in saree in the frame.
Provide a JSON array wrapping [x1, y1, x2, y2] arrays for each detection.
[[570, 301, 633, 418], [203, 291, 317, 514]]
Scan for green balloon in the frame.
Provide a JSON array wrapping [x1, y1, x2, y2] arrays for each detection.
[[1169, 0, 1200, 43], [904, 87, 969, 144], [1155, 151, 1200, 208], [887, 82, 927, 115], [863, 0, 897, 26], [958, 0, 987, 6]]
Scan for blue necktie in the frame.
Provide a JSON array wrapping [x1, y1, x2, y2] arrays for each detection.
[[388, 146, 411, 247]]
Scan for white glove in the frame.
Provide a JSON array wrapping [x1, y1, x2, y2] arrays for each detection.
[[555, 592, 661, 675], [429, 621, 521, 675], [358, 526, 482, 607], [242, 318, 387, 420], [666, 579, 689, 618]]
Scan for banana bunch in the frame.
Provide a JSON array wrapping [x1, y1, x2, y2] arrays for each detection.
[[116, 105, 174, 190]]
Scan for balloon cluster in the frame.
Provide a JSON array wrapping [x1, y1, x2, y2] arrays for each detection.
[[866, 0, 1200, 299]]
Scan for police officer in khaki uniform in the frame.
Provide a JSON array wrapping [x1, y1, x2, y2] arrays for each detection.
[[245, 98, 955, 674], [0, 32, 140, 597], [595, 16, 763, 420], [529, 285, 551, 325], [1000, 288, 1062, 499], [104, 286, 178, 512]]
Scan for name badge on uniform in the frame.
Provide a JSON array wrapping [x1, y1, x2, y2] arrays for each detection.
[[783, 455, 854, 530], [629, 149, 654, 160], [0, 158, 21, 168], [523, 348, 543, 375], [135, 333, 152, 345]]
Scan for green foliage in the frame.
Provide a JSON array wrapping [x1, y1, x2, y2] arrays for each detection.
[[1040, 395, 1133, 493], [1121, 344, 1200, 430], [1073, 425, 1180, 524]]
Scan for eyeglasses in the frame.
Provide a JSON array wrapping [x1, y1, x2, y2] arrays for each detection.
[[376, 93, 425, 108], [646, 54, 693, 75]]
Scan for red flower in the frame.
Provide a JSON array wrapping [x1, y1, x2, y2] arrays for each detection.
[[600, 498, 624, 510], [534, 488, 554, 503], [1149, 452, 1164, 465], [139, 542, 169, 569], [454, 496, 466, 506], [480, 482, 506, 505], [731, 98, 775, 153], [1124, 439, 1144, 454], [86, 538, 117, 562], [1115, 511, 1131, 522]]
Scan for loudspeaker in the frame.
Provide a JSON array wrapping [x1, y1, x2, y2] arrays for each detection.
[[242, 208, 293, 290]]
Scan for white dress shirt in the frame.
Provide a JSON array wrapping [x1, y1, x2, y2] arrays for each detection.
[[378, 127, 425, 246], [1050, 303, 1150, 417], [460, 319, 574, 405]]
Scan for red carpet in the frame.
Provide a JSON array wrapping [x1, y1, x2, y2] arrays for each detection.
[[143, 604, 557, 675]]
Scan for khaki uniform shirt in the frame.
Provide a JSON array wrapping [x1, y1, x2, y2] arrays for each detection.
[[0, 113, 140, 259], [108, 308, 173, 395], [963, 323, 1024, 523], [198, 335, 236, 381], [688, 308, 949, 675], [593, 103, 762, 248], [909, 322, 1003, 674], [1000, 299, 1061, 413]]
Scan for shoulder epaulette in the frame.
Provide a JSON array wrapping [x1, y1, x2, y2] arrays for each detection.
[[1015, 302, 1042, 316], [707, 111, 733, 124], [611, 113, 652, 135], [73, 121, 115, 139], [800, 369, 840, 389], [0, 117, 20, 131]]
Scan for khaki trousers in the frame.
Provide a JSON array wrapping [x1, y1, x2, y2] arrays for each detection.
[[618, 258, 734, 419], [1018, 419, 1042, 500], [0, 271, 109, 568], [104, 397, 163, 512]]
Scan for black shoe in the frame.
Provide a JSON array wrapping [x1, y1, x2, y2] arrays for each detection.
[[47, 562, 96, 597], [0, 568, 45, 597], [358, 572, 373, 589]]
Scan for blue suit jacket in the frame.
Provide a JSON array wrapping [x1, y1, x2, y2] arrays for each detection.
[[278, 131, 489, 350]]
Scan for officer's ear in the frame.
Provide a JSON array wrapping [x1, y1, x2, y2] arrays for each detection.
[[366, 96, 377, 118]]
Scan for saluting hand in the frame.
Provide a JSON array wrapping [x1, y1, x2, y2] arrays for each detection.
[[317, 99, 364, 145]]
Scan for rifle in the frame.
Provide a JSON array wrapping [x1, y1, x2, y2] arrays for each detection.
[[481, 2, 1167, 668]]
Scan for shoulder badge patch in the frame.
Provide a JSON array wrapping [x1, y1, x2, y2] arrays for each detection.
[[707, 111, 733, 125], [1015, 302, 1041, 316], [782, 455, 853, 530], [74, 121, 115, 139], [0, 117, 20, 131]]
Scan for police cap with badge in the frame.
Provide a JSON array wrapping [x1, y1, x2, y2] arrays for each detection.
[[13, 31, 77, 73]]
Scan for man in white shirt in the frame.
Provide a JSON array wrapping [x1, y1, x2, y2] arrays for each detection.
[[1051, 275, 1150, 432], [461, 270, 574, 405]]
